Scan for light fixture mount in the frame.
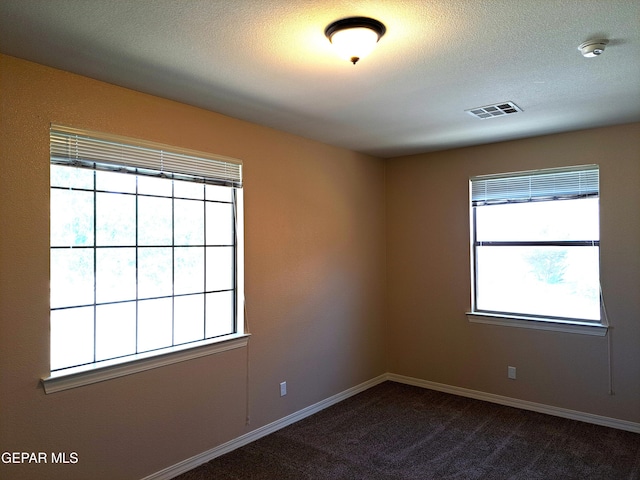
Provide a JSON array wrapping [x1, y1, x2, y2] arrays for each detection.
[[325, 17, 386, 65]]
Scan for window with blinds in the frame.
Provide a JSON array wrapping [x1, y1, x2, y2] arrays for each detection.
[[469, 165, 601, 323], [49, 125, 244, 374]]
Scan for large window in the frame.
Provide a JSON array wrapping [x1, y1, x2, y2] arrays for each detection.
[[469, 165, 602, 329], [48, 125, 244, 381]]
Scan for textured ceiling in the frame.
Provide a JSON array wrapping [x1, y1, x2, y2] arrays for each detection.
[[1, 0, 639, 158]]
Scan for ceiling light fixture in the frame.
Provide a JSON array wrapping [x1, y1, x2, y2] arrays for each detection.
[[578, 40, 608, 58], [325, 17, 386, 65]]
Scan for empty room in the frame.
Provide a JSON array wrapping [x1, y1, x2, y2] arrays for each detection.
[[0, 1, 639, 479]]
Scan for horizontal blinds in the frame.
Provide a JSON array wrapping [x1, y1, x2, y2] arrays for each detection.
[[471, 165, 598, 206], [50, 125, 242, 188]]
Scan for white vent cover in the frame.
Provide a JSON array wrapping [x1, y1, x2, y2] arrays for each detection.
[[466, 102, 522, 119]]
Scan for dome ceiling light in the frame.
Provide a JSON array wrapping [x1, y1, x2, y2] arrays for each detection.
[[324, 17, 386, 65]]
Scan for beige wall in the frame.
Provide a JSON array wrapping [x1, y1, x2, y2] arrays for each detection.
[[386, 123, 640, 422], [0, 55, 387, 480], [2, 52, 639, 480]]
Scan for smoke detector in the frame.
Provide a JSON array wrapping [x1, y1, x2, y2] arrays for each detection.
[[578, 40, 608, 58]]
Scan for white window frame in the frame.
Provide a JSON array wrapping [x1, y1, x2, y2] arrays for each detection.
[[466, 165, 607, 336], [43, 125, 248, 393]]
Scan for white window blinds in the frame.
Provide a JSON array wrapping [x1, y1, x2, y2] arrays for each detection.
[[471, 165, 598, 206], [50, 124, 242, 188]]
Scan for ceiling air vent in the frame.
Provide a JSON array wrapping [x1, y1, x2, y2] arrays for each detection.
[[465, 101, 522, 119]]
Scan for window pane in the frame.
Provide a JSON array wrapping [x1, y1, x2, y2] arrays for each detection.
[[51, 164, 93, 189], [51, 189, 94, 247], [50, 307, 94, 370], [138, 196, 172, 245], [96, 248, 136, 303], [206, 291, 234, 338], [206, 246, 234, 291], [96, 170, 136, 193], [206, 202, 233, 245], [50, 249, 94, 308], [174, 180, 204, 200], [174, 294, 204, 344], [175, 199, 204, 245], [476, 246, 600, 320], [51, 129, 242, 373], [95, 302, 136, 361], [138, 247, 172, 299], [138, 175, 172, 197], [96, 192, 136, 246], [205, 184, 232, 202], [138, 298, 173, 352], [174, 247, 204, 295], [476, 198, 599, 242]]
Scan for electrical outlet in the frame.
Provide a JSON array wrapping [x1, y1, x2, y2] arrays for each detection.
[[508, 366, 516, 380], [280, 381, 287, 397]]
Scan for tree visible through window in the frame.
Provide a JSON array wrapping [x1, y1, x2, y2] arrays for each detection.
[[470, 166, 600, 323]]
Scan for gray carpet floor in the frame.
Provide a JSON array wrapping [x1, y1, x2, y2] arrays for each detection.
[[174, 381, 640, 479]]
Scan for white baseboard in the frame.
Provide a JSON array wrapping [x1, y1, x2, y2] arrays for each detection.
[[143, 372, 639, 479], [386, 373, 640, 434], [142, 374, 387, 480]]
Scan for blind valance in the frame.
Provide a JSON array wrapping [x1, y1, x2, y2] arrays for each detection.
[[50, 125, 242, 188], [471, 165, 598, 206]]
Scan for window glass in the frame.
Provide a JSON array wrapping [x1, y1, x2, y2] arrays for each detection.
[[174, 294, 205, 344], [206, 184, 232, 202], [50, 189, 94, 247], [50, 249, 94, 309], [96, 192, 136, 246], [174, 180, 204, 200], [51, 164, 93, 189], [471, 166, 600, 323], [175, 199, 204, 245], [206, 202, 234, 245], [95, 302, 137, 361], [206, 246, 234, 291], [138, 175, 172, 197], [96, 248, 137, 303], [138, 247, 172, 299], [174, 247, 205, 295], [137, 298, 173, 352], [206, 291, 234, 337], [50, 307, 94, 370], [138, 196, 172, 245], [476, 199, 599, 242], [476, 245, 600, 320], [96, 170, 136, 193], [50, 129, 242, 375]]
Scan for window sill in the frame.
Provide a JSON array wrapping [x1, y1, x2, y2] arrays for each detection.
[[466, 312, 607, 336], [41, 333, 250, 394]]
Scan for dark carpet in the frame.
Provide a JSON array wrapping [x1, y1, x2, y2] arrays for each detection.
[[174, 381, 640, 479]]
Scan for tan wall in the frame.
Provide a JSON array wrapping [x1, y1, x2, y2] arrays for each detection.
[[2, 52, 639, 480], [0, 55, 387, 480], [386, 123, 640, 422]]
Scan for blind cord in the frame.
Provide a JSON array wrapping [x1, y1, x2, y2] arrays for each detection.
[[600, 284, 614, 396], [233, 192, 252, 425], [245, 302, 251, 425]]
